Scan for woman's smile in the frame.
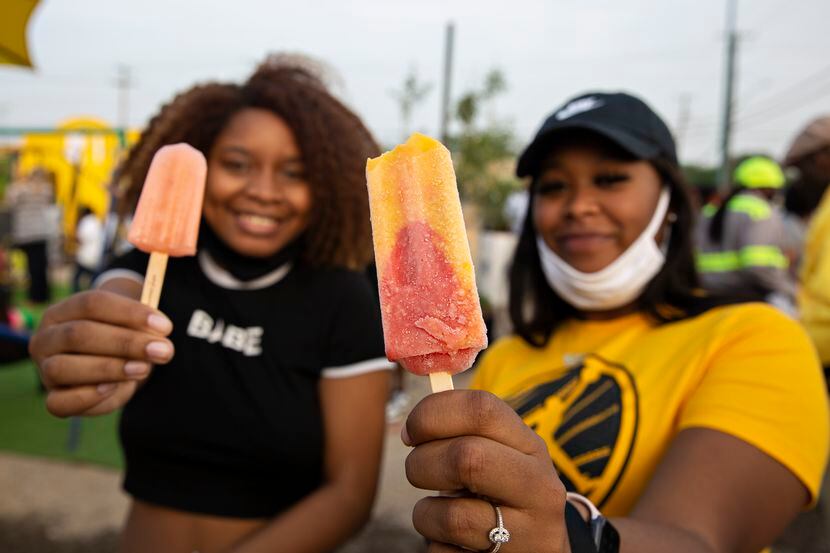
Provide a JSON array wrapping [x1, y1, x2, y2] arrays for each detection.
[[555, 231, 616, 256], [234, 211, 282, 236]]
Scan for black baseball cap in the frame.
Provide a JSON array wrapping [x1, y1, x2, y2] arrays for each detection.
[[516, 91, 678, 178]]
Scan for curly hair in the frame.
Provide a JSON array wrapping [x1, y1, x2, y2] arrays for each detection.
[[116, 53, 380, 269]]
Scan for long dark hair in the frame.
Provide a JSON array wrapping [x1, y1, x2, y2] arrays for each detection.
[[707, 187, 743, 243], [508, 132, 726, 348]]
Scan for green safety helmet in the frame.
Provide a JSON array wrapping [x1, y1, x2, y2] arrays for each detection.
[[733, 156, 786, 189]]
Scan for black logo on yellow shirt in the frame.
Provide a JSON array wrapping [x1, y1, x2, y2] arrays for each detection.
[[503, 354, 638, 508]]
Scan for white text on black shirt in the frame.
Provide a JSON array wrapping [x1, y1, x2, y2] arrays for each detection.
[[186, 309, 263, 357]]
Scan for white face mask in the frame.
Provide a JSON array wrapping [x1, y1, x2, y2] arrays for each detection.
[[536, 188, 672, 311]]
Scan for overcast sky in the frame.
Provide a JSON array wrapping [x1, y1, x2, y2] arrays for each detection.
[[2, 0, 829, 166]]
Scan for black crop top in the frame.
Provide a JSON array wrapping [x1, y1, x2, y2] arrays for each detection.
[[100, 248, 390, 518]]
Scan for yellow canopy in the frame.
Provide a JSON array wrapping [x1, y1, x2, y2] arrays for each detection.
[[1, 0, 40, 68]]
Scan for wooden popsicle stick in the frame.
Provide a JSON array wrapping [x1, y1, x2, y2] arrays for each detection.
[[429, 371, 454, 393], [140, 252, 169, 308]]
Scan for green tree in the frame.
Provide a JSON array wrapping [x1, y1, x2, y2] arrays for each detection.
[[390, 68, 432, 140], [0, 153, 13, 200], [682, 164, 718, 190], [448, 69, 521, 230]]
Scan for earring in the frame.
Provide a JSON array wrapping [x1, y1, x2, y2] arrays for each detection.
[[667, 212, 678, 223]]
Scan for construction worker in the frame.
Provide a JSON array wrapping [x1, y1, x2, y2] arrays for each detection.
[[696, 156, 796, 313]]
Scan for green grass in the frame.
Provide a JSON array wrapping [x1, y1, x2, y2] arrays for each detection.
[[0, 359, 122, 468], [0, 281, 123, 468]]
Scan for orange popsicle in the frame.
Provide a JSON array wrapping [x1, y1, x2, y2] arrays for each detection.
[[128, 143, 207, 307], [366, 133, 487, 392], [129, 143, 207, 256]]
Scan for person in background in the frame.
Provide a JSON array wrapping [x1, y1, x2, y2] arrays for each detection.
[[696, 156, 796, 314], [401, 92, 828, 553], [781, 180, 814, 279], [785, 116, 830, 189], [72, 207, 104, 292], [504, 188, 530, 234], [29, 54, 392, 553], [4, 167, 55, 304], [784, 116, 830, 378], [775, 113, 830, 553]]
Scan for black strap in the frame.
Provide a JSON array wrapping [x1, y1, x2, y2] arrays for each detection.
[[565, 502, 599, 553]]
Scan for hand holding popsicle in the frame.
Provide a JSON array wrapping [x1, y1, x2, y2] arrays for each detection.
[[30, 290, 175, 417], [403, 390, 569, 552], [127, 143, 207, 307], [366, 133, 487, 392], [28, 143, 204, 417]]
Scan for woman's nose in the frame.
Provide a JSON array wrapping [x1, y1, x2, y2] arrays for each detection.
[[565, 185, 601, 218], [245, 171, 284, 202]]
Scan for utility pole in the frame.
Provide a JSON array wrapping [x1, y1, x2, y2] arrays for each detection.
[[116, 64, 132, 147], [717, 0, 738, 194], [675, 93, 692, 151], [439, 21, 455, 144]]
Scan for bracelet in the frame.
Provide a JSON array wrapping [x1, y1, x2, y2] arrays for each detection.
[[565, 501, 599, 553], [565, 493, 620, 553]]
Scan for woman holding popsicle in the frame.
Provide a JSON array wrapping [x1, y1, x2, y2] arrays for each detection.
[[399, 93, 829, 552], [29, 55, 392, 553]]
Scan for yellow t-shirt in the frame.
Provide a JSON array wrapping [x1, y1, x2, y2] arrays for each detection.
[[800, 187, 830, 365], [473, 303, 829, 517]]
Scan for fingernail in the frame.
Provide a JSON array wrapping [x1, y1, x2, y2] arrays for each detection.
[[146, 341, 173, 361], [97, 383, 117, 395], [401, 424, 412, 446], [147, 313, 173, 334], [124, 361, 150, 377]]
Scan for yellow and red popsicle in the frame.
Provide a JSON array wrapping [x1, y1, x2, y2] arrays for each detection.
[[366, 133, 487, 392], [128, 143, 207, 308]]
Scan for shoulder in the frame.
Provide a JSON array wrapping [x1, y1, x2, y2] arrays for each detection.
[[670, 302, 809, 350], [688, 302, 802, 335], [678, 302, 821, 386]]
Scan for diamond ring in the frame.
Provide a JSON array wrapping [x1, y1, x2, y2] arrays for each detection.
[[487, 504, 510, 552]]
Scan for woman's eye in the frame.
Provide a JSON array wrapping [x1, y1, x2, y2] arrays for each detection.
[[594, 173, 629, 187], [536, 180, 567, 196], [221, 159, 250, 173], [283, 169, 306, 180], [279, 165, 307, 181]]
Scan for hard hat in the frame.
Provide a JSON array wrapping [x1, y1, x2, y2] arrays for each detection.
[[733, 156, 785, 189]]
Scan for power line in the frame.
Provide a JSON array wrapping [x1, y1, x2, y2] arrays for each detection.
[[738, 80, 830, 130], [674, 94, 692, 149], [115, 65, 132, 130], [733, 63, 830, 125], [743, 0, 788, 33], [717, 0, 739, 192], [679, 62, 830, 137], [439, 22, 455, 144]]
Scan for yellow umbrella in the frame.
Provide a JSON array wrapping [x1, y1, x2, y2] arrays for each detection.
[[0, 0, 41, 68]]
